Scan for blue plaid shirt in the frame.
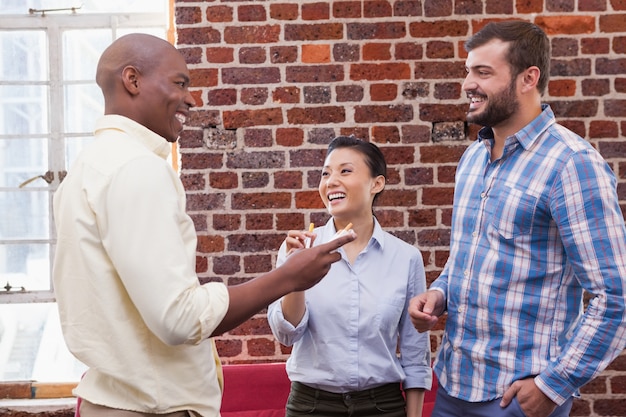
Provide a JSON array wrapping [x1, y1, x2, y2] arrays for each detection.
[[431, 105, 626, 405]]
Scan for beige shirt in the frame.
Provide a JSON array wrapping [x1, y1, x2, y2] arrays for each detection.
[[53, 115, 229, 416]]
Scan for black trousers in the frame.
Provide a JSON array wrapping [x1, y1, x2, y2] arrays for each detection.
[[286, 381, 407, 417]]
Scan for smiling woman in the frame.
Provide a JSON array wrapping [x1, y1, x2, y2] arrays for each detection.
[[0, 0, 169, 389]]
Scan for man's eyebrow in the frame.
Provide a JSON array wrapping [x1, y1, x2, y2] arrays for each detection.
[[466, 64, 492, 71]]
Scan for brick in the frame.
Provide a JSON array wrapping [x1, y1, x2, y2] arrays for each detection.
[[304, 86, 332, 103], [276, 212, 306, 230], [245, 213, 273, 231], [415, 61, 466, 79], [213, 255, 241, 275], [248, 338, 276, 356], [269, 3, 299, 20], [333, 1, 362, 18], [365, 0, 393, 17], [579, 0, 607, 10], [550, 58, 592, 76], [395, 42, 423, 60], [394, 1, 422, 16], [284, 23, 344, 41], [424, 0, 452, 16], [594, 399, 626, 416], [381, 146, 416, 163], [596, 57, 626, 75], [434, 82, 462, 100], [570, 398, 591, 416], [273, 85, 301, 104], [417, 229, 451, 247], [190, 68, 218, 88], [535, 15, 595, 35], [581, 37, 610, 54], [302, 2, 330, 20], [232, 193, 292, 210], [215, 339, 242, 358], [419, 103, 467, 122], [546, 0, 574, 11], [516, 0, 543, 13], [276, 128, 305, 146], [222, 67, 280, 84], [181, 152, 223, 170], [582, 78, 610, 96], [405, 167, 434, 185], [243, 129, 273, 148], [354, 104, 414, 123], [410, 20, 469, 37], [179, 129, 204, 149], [377, 189, 417, 206], [546, 100, 599, 118], [239, 47, 266, 64], [210, 172, 238, 189], [270, 45, 298, 63], [302, 44, 331, 63], [227, 150, 285, 169], [181, 173, 205, 191], [372, 125, 401, 142], [363, 42, 392, 60], [600, 14, 626, 32], [178, 27, 222, 46], [207, 88, 237, 106], [197, 235, 225, 253], [614, 36, 626, 54], [604, 100, 626, 117], [290, 149, 327, 167], [274, 171, 303, 189], [347, 22, 407, 39], [616, 78, 626, 93], [287, 106, 346, 124], [408, 208, 437, 227], [426, 41, 455, 59], [486, 0, 513, 13], [187, 193, 226, 211], [560, 120, 586, 138], [176, 7, 202, 24], [421, 144, 467, 163], [213, 214, 241, 231], [180, 46, 203, 65], [551, 37, 578, 57], [370, 83, 398, 101], [336, 84, 365, 102], [196, 255, 208, 273], [242, 172, 270, 188], [599, 140, 626, 158], [438, 165, 458, 183], [223, 108, 284, 129], [334, 43, 360, 61], [238, 4, 266, 22], [375, 210, 405, 227], [402, 124, 432, 143], [403, 82, 430, 99], [340, 127, 370, 140], [206, 5, 233, 23], [206, 47, 234, 63], [241, 88, 269, 105], [351, 62, 411, 80], [433, 121, 466, 142], [548, 79, 576, 96], [455, 0, 483, 14], [422, 186, 455, 205], [295, 190, 327, 209], [224, 25, 281, 44], [286, 65, 344, 83]]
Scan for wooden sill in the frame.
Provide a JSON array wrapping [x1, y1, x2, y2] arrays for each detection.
[[0, 381, 77, 399]]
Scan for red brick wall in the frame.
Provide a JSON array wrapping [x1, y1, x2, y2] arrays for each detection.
[[174, 1, 626, 415]]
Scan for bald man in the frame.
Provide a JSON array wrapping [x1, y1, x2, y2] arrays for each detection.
[[53, 33, 355, 417]]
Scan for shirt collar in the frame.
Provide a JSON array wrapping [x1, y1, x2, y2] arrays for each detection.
[[94, 115, 172, 160]]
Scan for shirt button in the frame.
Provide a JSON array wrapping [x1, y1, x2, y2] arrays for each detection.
[[472, 231, 478, 237], [464, 270, 469, 277], [480, 192, 486, 198], [458, 306, 464, 313]]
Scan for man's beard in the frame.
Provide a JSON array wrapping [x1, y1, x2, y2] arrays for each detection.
[[466, 80, 518, 127]]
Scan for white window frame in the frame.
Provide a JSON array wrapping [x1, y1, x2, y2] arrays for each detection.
[[0, 12, 167, 305]]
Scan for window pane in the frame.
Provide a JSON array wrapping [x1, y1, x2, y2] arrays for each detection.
[[0, 303, 86, 382], [63, 29, 112, 81], [0, 86, 49, 135], [0, 138, 48, 186], [0, 243, 50, 290], [0, 31, 47, 81], [0, 191, 49, 240], [64, 84, 103, 133]]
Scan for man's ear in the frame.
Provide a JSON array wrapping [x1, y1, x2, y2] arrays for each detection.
[[121, 65, 140, 95], [520, 66, 540, 93]]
